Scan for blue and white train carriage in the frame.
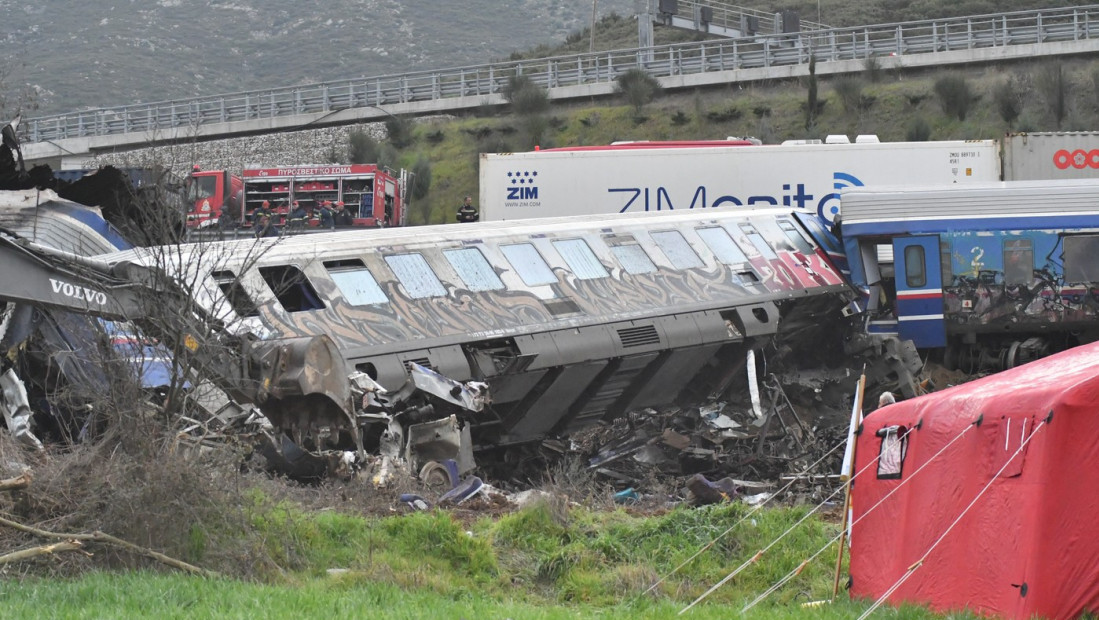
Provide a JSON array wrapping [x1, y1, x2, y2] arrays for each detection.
[[840, 179, 1099, 371], [101, 207, 851, 452]]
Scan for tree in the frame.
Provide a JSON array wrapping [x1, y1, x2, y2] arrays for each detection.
[[615, 68, 662, 115], [992, 79, 1024, 126], [1035, 62, 1070, 128], [348, 129, 379, 164], [504, 74, 551, 148], [504, 74, 550, 117], [805, 55, 819, 130], [833, 77, 865, 115], [933, 74, 974, 121], [384, 115, 414, 149]]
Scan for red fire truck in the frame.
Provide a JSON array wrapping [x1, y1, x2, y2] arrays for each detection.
[[186, 164, 405, 229]]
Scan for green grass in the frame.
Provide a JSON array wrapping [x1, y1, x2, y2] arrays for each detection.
[[0, 499, 988, 618]]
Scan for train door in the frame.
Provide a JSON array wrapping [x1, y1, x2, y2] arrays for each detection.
[[892, 235, 946, 348]]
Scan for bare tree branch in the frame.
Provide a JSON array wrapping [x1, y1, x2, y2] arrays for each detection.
[[0, 513, 218, 577], [0, 540, 85, 564], [0, 473, 31, 492]]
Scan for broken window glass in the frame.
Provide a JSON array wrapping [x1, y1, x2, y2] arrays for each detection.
[[610, 243, 657, 275], [1063, 236, 1099, 283], [876, 425, 908, 479], [697, 226, 748, 264], [1003, 239, 1033, 286], [324, 259, 389, 305], [779, 221, 814, 254], [651, 230, 703, 269], [385, 254, 447, 299], [940, 241, 953, 285], [1064, 235, 1099, 283], [211, 270, 258, 317], [444, 248, 504, 292], [258, 265, 325, 312], [552, 239, 607, 280], [500, 243, 557, 286]]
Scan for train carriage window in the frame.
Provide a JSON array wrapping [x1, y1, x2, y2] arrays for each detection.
[[904, 245, 926, 288], [1065, 235, 1099, 283], [940, 241, 953, 285], [443, 248, 504, 292], [740, 225, 779, 260], [210, 270, 259, 318], [500, 243, 557, 286], [778, 221, 814, 254], [696, 227, 748, 264], [610, 244, 657, 274], [552, 239, 608, 280], [1003, 239, 1033, 286], [324, 259, 389, 305], [258, 265, 325, 312], [651, 230, 704, 269], [385, 254, 447, 299]]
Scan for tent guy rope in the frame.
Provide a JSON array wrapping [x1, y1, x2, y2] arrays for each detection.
[[855, 419, 1048, 620]]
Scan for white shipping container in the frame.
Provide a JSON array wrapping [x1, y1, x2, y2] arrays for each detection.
[[479, 140, 1001, 228]]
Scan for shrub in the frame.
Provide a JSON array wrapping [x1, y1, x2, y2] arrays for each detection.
[[614, 68, 662, 114], [992, 79, 1024, 126], [706, 106, 743, 122], [503, 74, 550, 117], [864, 56, 883, 83], [409, 155, 431, 201], [1035, 61, 1070, 128], [833, 77, 865, 114], [906, 116, 932, 141], [384, 115, 414, 149], [348, 129, 379, 164], [933, 74, 974, 121]]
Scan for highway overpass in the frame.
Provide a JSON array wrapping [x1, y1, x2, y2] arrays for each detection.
[[20, 4, 1099, 168]]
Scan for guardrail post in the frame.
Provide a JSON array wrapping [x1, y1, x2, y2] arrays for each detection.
[[896, 25, 903, 56], [763, 38, 771, 67], [967, 19, 973, 49], [1037, 13, 1043, 42]]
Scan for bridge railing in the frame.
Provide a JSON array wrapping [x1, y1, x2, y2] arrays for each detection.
[[22, 5, 1099, 144]]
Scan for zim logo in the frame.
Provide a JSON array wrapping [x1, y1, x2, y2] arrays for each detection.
[[50, 278, 109, 306], [507, 186, 539, 200], [506, 169, 539, 201]]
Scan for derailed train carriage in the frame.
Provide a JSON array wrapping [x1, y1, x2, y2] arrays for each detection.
[[840, 179, 1099, 375], [100, 207, 853, 463]]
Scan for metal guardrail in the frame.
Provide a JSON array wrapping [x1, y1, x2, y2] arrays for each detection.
[[22, 5, 1099, 145]]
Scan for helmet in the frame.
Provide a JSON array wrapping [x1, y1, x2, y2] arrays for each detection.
[[261, 200, 270, 208], [336, 201, 345, 207]]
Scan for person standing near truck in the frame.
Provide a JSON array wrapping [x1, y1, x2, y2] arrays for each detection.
[[456, 195, 479, 223]]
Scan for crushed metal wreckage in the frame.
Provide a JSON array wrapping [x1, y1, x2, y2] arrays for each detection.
[[565, 354, 865, 504], [0, 115, 955, 498]]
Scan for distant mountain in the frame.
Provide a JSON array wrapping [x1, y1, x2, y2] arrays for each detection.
[[2, 0, 634, 116]]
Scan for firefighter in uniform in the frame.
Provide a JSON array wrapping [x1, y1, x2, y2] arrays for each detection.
[[456, 195, 479, 223]]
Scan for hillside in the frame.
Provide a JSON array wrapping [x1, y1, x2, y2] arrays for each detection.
[[0, 0, 1077, 118]]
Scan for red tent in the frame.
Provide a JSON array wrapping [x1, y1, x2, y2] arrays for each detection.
[[850, 341, 1099, 619]]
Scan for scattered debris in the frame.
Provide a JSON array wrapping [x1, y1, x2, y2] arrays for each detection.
[[686, 474, 740, 506]]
